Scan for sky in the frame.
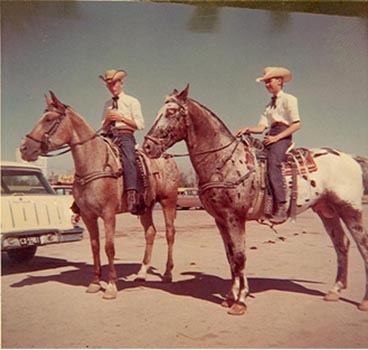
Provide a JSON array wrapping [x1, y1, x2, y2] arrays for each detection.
[[1, 1, 367, 175]]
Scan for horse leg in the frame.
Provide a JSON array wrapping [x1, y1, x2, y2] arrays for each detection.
[[215, 220, 235, 308], [339, 206, 368, 311], [102, 213, 118, 299], [215, 216, 248, 316], [160, 197, 177, 282], [316, 211, 350, 302], [136, 206, 157, 281], [83, 215, 103, 294]]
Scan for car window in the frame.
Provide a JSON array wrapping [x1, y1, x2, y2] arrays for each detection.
[[54, 187, 73, 195], [1, 170, 54, 195]]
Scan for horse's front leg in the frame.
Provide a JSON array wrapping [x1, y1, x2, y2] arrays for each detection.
[[136, 207, 156, 281], [160, 197, 177, 282], [83, 215, 103, 294], [216, 216, 248, 316], [102, 212, 118, 299]]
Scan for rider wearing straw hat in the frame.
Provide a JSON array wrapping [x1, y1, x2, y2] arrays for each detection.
[[236, 67, 301, 224], [99, 69, 145, 214]]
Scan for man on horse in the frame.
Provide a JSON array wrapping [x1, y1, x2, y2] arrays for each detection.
[[99, 69, 145, 214], [236, 67, 301, 224]]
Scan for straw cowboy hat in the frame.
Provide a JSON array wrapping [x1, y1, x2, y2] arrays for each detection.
[[256, 67, 292, 83], [99, 69, 127, 83]]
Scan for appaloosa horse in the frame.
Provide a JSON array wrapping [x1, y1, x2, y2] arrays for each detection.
[[143, 85, 368, 315], [20, 91, 179, 299]]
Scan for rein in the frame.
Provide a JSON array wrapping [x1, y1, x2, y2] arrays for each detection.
[[144, 96, 238, 158], [41, 132, 101, 157], [165, 138, 237, 158], [149, 96, 255, 193]]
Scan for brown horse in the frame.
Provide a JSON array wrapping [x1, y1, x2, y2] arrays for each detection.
[[143, 85, 368, 315], [19, 91, 179, 299]]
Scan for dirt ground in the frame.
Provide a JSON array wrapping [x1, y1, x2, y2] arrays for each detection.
[[2, 205, 368, 349]]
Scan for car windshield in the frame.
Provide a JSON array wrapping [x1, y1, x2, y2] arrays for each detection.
[[1, 169, 54, 195]]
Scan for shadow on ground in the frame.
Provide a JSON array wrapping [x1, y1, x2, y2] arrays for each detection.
[[3, 254, 360, 308]]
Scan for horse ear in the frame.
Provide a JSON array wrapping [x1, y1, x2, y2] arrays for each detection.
[[172, 89, 179, 95], [178, 84, 190, 101], [49, 90, 65, 109], [44, 94, 53, 107]]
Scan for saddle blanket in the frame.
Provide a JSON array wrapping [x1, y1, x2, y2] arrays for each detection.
[[283, 148, 318, 177]]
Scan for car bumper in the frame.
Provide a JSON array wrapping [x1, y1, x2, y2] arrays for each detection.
[[1, 227, 84, 250]]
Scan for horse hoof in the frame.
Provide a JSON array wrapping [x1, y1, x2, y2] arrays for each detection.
[[102, 284, 117, 300], [227, 302, 247, 316], [324, 291, 340, 302], [86, 283, 102, 294], [162, 274, 172, 283], [221, 299, 234, 308], [358, 300, 368, 311], [134, 275, 146, 282]]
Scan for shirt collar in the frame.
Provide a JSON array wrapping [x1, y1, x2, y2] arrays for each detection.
[[275, 90, 284, 98], [111, 91, 125, 99]]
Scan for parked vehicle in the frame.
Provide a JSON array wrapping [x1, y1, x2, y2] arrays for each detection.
[[1, 161, 84, 263], [177, 187, 203, 210], [52, 184, 73, 196]]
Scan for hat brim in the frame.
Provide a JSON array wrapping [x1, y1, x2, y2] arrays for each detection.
[[256, 74, 291, 83], [99, 70, 127, 83], [256, 68, 291, 83]]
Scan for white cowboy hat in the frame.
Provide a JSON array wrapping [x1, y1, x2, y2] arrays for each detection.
[[99, 69, 127, 83], [256, 67, 292, 83]]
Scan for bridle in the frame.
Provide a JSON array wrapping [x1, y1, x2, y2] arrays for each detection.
[[26, 105, 99, 157], [144, 97, 237, 158]]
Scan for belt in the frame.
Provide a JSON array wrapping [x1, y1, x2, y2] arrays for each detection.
[[271, 122, 288, 128], [115, 129, 134, 135]]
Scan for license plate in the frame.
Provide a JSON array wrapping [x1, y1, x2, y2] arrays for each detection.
[[19, 236, 40, 246]]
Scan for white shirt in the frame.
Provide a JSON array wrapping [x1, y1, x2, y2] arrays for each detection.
[[102, 92, 145, 131], [258, 90, 300, 128]]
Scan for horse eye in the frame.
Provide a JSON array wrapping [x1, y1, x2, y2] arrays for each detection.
[[166, 108, 177, 116]]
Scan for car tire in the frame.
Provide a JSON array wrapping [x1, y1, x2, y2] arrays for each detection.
[[7, 246, 37, 263]]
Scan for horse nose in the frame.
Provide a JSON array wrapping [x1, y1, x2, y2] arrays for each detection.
[[19, 143, 27, 154]]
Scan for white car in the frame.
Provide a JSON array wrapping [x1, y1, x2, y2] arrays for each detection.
[[176, 187, 203, 210], [1, 161, 83, 263], [52, 184, 73, 196]]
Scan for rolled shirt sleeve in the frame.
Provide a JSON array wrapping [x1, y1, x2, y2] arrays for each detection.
[[131, 98, 145, 130], [285, 94, 300, 123]]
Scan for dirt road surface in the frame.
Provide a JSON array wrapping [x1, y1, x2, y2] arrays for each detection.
[[2, 206, 368, 348]]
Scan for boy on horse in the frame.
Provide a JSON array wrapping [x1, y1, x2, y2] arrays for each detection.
[[236, 67, 301, 224], [99, 69, 145, 214]]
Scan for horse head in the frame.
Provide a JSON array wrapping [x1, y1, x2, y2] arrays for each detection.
[[20, 91, 72, 161], [143, 85, 190, 158]]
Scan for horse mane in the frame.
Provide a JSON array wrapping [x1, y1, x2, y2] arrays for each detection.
[[65, 105, 98, 135], [189, 98, 236, 140]]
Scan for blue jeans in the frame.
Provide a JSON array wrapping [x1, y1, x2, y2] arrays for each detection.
[[266, 125, 292, 203], [116, 134, 138, 192]]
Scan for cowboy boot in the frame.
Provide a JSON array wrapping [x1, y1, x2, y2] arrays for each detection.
[[270, 202, 288, 224]]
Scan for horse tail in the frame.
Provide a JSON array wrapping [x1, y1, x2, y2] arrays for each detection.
[[354, 155, 368, 195]]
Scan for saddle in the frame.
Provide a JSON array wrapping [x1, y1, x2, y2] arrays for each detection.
[[242, 136, 318, 222], [107, 136, 156, 213]]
